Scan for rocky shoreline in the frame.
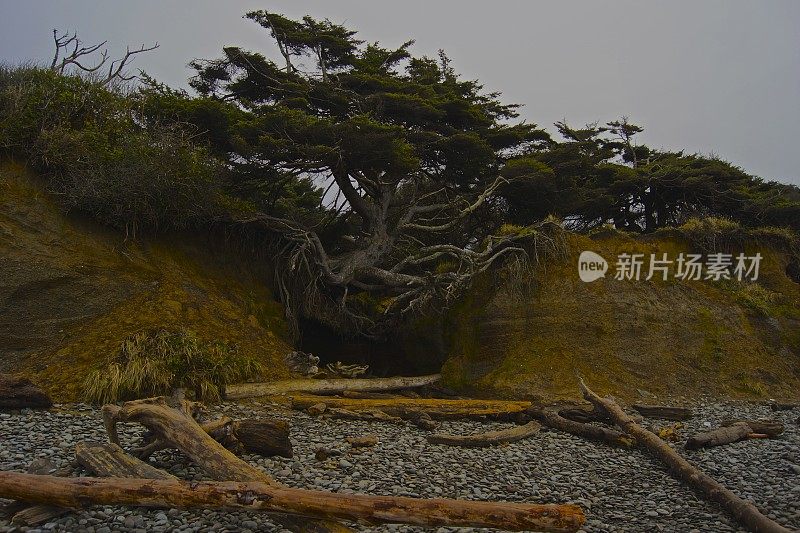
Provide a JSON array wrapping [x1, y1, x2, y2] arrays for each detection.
[[1, 400, 798, 532]]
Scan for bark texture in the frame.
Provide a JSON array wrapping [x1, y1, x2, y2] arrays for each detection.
[[0, 472, 585, 532], [290, 396, 532, 420], [226, 374, 441, 399], [685, 423, 753, 450]]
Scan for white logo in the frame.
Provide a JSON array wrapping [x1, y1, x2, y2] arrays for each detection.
[[578, 251, 608, 282]]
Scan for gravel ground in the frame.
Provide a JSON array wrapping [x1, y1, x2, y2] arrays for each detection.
[[0, 401, 798, 533]]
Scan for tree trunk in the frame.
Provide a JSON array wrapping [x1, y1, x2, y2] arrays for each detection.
[[632, 404, 694, 421], [685, 423, 752, 449], [0, 472, 585, 532], [579, 378, 791, 533], [427, 421, 541, 448], [290, 396, 532, 420], [225, 374, 441, 399], [7, 459, 73, 525], [527, 408, 635, 448]]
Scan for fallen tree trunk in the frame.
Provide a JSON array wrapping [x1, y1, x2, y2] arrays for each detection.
[[0, 472, 585, 532], [102, 396, 351, 533], [324, 408, 404, 424], [579, 378, 791, 533], [526, 408, 635, 448], [685, 423, 752, 450], [291, 396, 532, 420], [632, 404, 694, 421], [225, 374, 441, 400], [427, 421, 541, 448], [721, 419, 784, 438]]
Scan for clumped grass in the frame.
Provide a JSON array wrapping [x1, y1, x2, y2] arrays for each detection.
[[670, 216, 799, 256], [83, 329, 263, 404]]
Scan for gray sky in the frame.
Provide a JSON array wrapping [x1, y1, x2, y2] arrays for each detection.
[[2, 1, 799, 185]]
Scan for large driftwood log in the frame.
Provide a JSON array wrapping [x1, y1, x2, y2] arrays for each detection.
[[632, 404, 694, 421], [291, 396, 532, 420], [0, 374, 52, 409], [226, 374, 441, 400], [526, 408, 635, 448], [579, 378, 791, 533], [102, 396, 351, 533], [685, 423, 753, 450], [0, 472, 585, 532], [427, 421, 541, 448]]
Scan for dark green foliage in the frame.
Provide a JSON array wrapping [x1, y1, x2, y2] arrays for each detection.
[[0, 67, 224, 233]]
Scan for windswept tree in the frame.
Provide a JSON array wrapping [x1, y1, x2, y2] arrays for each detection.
[[175, 11, 561, 335]]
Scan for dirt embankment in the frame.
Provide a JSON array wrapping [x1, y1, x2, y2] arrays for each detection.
[[0, 161, 291, 401], [435, 232, 800, 402]]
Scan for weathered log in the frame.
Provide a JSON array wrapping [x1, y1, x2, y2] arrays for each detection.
[[102, 396, 351, 533], [225, 374, 441, 400], [75, 442, 176, 479], [7, 459, 73, 525], [526, 408, 635, 448], [557, 405, 611, 424], [342, 390, 400, 399], [768, 401, 797, 412], [0, 374, 52, 409], [579, 378, 791, 533], [325, 408, 404, 424], [721, 419, 784, 438], [428, 421, 541, 448], [0, 472, 585, 532], [204, 417, 293, 458], [632, 404, 694, 421], [685, 423, 753, 450], [290, 396, 532, 420]]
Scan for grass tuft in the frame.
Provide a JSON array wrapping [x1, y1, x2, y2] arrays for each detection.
[[83, 329, 263, 404]]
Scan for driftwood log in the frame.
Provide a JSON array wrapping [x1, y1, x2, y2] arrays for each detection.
[[632, 404, 694, 421], [290, 396, 532, 420], [685, 423, 753, 450], [557, 405, 612, 424], [0, 374, 52, 409], [579, 378, 791, 533], [6, 459, 73, 525], [721, 419, 784, 438], [225, 374, 441, 400], [203, 417, 293, 458], [427, 421, 541, 448], [102, 396, 351, 533], [0, 472, 584, 532], [526, 408, 635, 448]]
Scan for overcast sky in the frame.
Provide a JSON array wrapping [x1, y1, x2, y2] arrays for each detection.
[[2, 1, 798, 185]]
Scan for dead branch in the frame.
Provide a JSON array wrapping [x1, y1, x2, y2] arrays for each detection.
[[527, 408, 635, 448]]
